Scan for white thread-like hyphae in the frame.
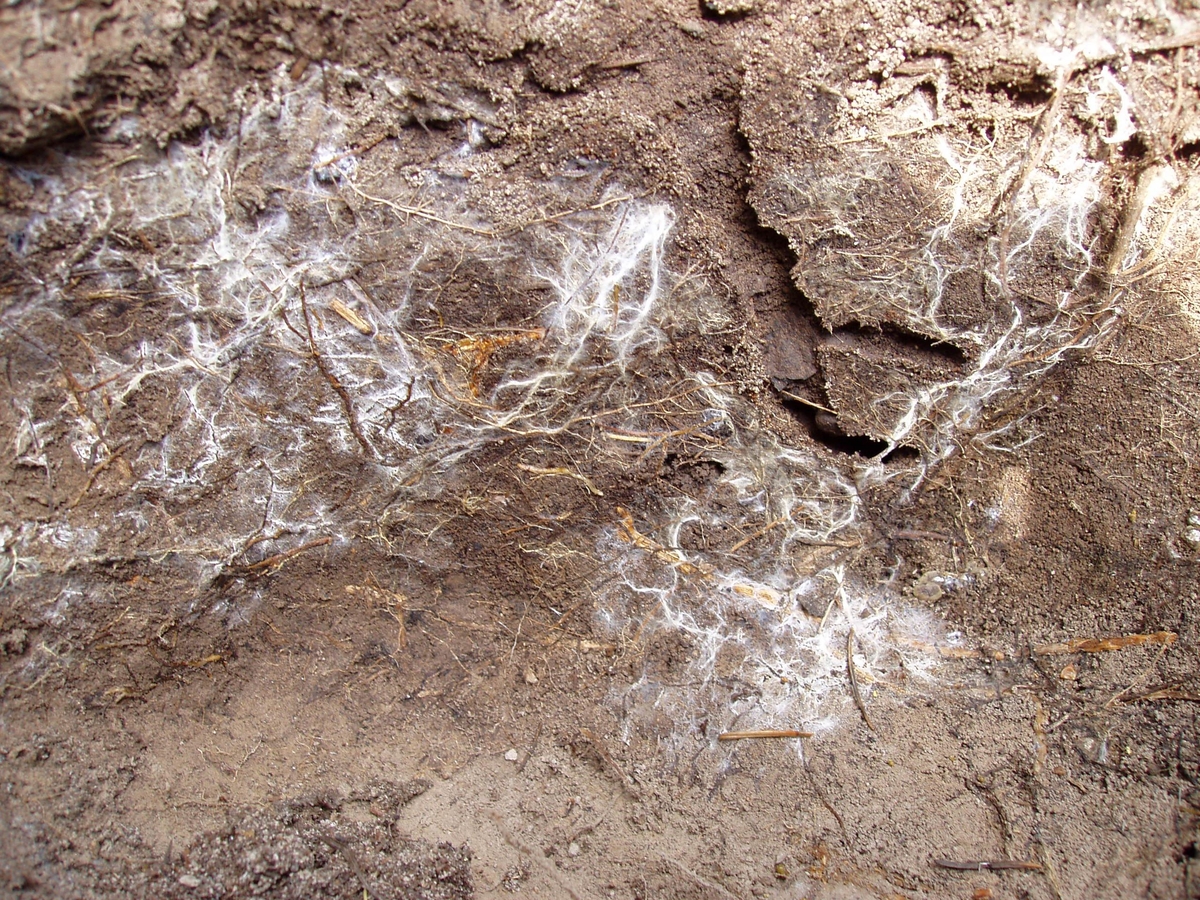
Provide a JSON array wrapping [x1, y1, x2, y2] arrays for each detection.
[[2, 69, 396, 583], [590, 40, 1197, 736], [454, 197, 677, 442], [539, 203, 673, 366], [769, 34, 1176, 490], [842, 60, 1133, 486], [587, 403, 959, 739], [2, 66, 686, 585], [13, 56, 1175, 735]]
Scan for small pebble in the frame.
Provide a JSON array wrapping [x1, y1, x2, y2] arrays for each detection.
[[178, 874, 202, 888], [504, 749, 519, 762], [913, 571, 944, 603], [524, 669, 538, 685], [568, 842, 581, 857], [704, 0, 758, 14]]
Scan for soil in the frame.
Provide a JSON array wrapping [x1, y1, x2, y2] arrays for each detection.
[[2, 1, 1200, 899]]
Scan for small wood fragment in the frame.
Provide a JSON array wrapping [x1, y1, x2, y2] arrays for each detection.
[[933, 859, 1042, 872], [290, 56, 310, 81], [1032, 631, 1176, 655], [148, 649, 225, 670], [892, 528, 959, 544], [328, 299, 373, 335], [597, 55, 655, 70], [717, 729, 812, 741]]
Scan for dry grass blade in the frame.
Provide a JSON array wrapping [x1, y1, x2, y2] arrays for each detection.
[[345, 181, 496, 235], [1032, 631, 1177, 655], [615, 506, 710, 576], [1133, 28, 1200, 54], [727, 519, 786, 553], [447, 328, 546, 396], [717, 729, 812, 741], [487, 811, 586, 900], [933, 859, 1042, 872]]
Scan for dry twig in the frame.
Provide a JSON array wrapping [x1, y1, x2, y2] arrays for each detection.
[[1124, 689, 1200, 703], [227, 537, 333, 575], [318, 835, 381, 900], [847, 628, 876, 732], [298, 283, 374, 457], [67, 441, 132, 509], [580, 727, 640, 800], [717, 729, 812, 741]]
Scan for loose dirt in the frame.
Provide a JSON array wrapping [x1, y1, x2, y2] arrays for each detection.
[[2, 1, 1199, 899]]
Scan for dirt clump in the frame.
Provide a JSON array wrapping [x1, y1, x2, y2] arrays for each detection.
[[2, 1, 1200, 899]]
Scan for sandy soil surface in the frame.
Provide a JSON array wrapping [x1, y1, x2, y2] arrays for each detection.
[[2, 1, 1200, 898]]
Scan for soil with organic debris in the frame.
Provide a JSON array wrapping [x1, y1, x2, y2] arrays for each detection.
[[2, 2, 1200, 899]]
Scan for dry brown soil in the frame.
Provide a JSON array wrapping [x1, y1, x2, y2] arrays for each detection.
[[2, 1, 1200, 899]]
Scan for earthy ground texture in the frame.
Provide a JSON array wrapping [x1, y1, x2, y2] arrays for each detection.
[[3, 1, 1200, 898]]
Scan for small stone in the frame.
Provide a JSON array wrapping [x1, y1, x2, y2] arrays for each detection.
[[178, 874, 202, 888], [1059, 663, 1077, 680], [524, 669, 538, 685], [567, 842, 581, 857], [504, 749, 519, 762], [704, 0, 758, 14], [1183, 527, 1200, 548], [913, 571, 944, 603]]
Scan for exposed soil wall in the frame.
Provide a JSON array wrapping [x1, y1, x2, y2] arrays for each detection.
[[2, 2, 1200, 898]]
